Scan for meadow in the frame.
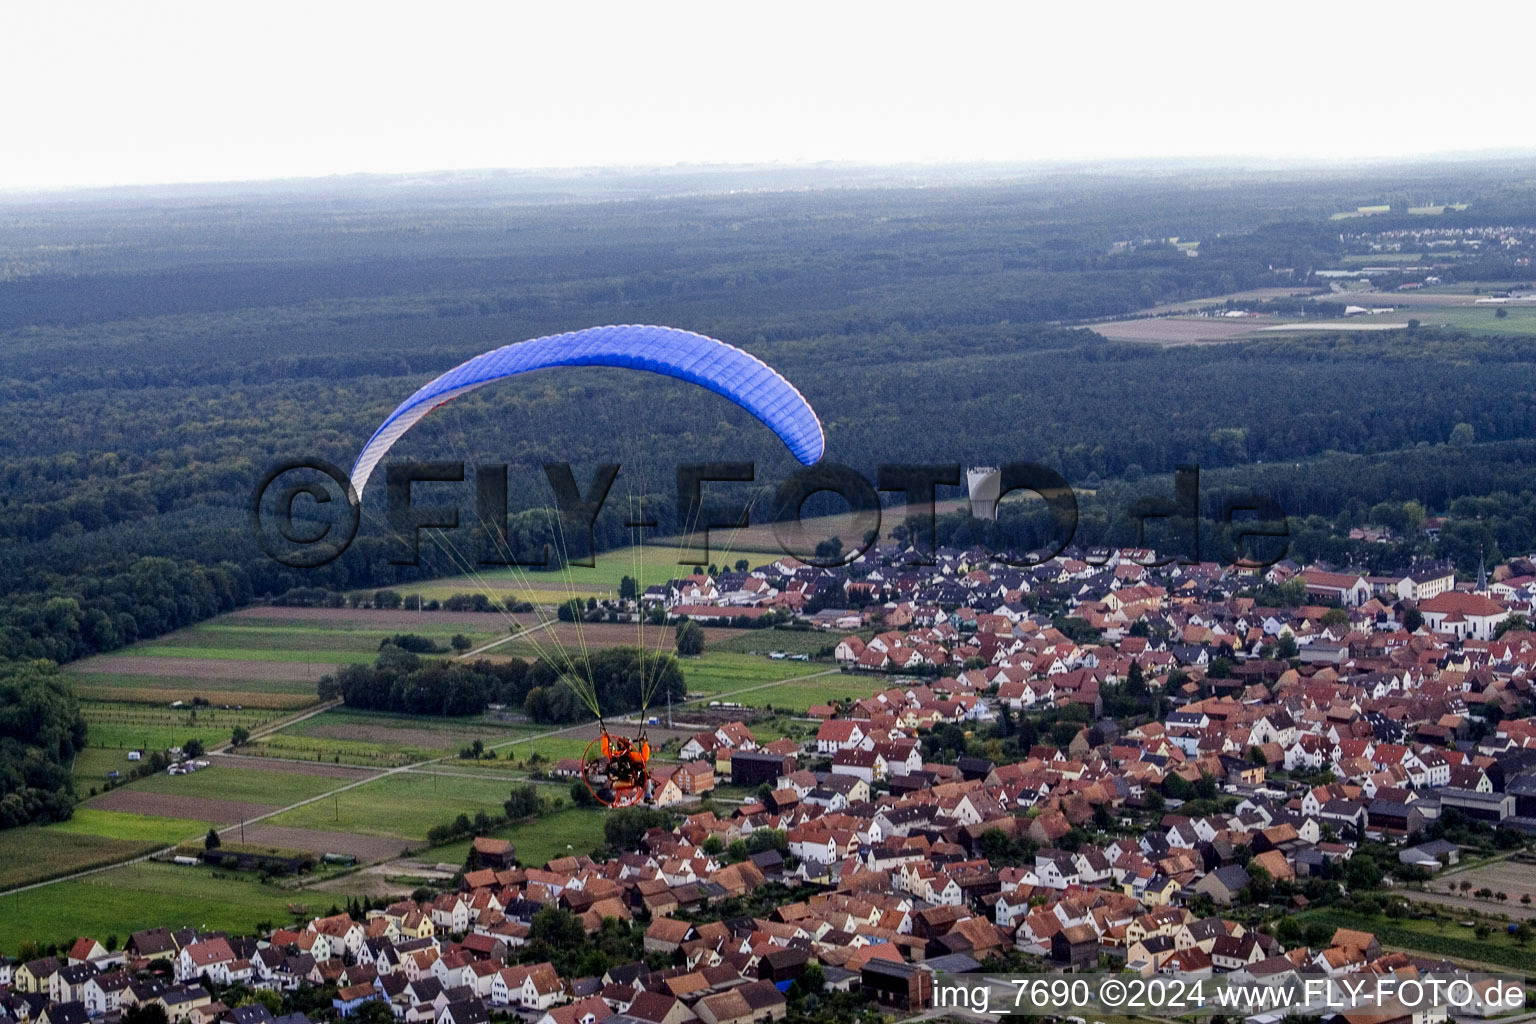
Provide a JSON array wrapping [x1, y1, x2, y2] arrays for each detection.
[[0, 828, 160, 889], [128, 763, 360, 806], [733, 674, 881, 713], [264, 771, 518, 839], [69, 672, 318, 709], [0, 861, 302, 951], [679, 652, 832, 696]]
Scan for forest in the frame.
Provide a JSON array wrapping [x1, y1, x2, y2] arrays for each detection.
[[317, 644, 685, 723], [3, 163, 1536, 670], [0, 661, 89, 828]]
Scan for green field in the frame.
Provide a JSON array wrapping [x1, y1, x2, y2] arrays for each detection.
[[1295, 908, 1536, 972], [122, 644, 374, 665], [75, 747, 137, 789], [70, 672, 319, 707], [0, 861, 301, 950], [707, 630, 835, 656], [124, 763, 365, 806], [264, 771, 517, 839], [82, 703, 285, 752], [157, 621, 501, 654], [432, 807, 608, 868], [727, 672, 877, 713], [0, 828, 159, 890], [382, 541, 780, 604], [52, 808, 213, 844], [237, 708, 541, 767], [681, 652, 830, 695], [238, 731, 441, 768], [1423, 304, 1536, 335]]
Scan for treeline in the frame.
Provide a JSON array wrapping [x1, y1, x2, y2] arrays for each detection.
[[0, 557, 250, 664], [928, 437, 1536, 573], [318, 644, 685, 723], [319, 647, 533, 716], [0, 661, 89, 829]]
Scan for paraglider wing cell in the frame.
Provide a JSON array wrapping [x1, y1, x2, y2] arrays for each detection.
[[349, 325, 825, 500]]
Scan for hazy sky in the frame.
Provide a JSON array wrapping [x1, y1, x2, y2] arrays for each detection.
[[4, 0, 1533, 191]]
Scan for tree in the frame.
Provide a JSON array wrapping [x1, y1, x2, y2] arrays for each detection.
[[450, 634, 471, 653], [230, 725, 250, 747], [1496, 306, 1509, 319], [1495, 614, 1529, 639], [237, 990, 283, 1015], [1243, 861, 1274, 903], [504, 783, 539, 820], [125, 1005, 170, 1024], [605, 805, 670, 850], [1450, 422, 1476, 447], [183, 738, 204, 758], [1346, 854, 1383, 891], [1276, 633, 1299, 659], [353, 1003, 394, 1024], [1403, 607, 1424, 633], [813, 536, 844, 565], [675, 619, 705, 656], [204, 828, 221, 850], [619, 575, 639, 601], [1321, 608, 1349, 630]]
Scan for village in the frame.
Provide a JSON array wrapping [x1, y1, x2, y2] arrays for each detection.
[[6, 539, 1536, 1024]]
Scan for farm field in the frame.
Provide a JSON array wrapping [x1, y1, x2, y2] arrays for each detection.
[[1088, 315, 1282, 344], [0, 861, 302, 951], [59, 605, 514, 712], [1417, 303, 1536, 335], [0, 827, 160, 890], [91, 788, 279, 825], [487, 620, 736, 660], [124, 761, 371, 806], [733, 674, 880, 712], [50, 808, 212, 845], [235, 708, 543, 768], [707, 630, 834, 657], [263, 770, 518, 839], [81, 702, 285, 753], [1434, 857, 1536, 905], [680, 652, 830, 696], [379, 544, 718, 603], [152, 620, 503, 655], [68, 671, 318, 708]]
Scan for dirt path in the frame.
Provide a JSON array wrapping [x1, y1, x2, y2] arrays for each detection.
[[459, 617, 556, 659], [211, 698, 343, 754]]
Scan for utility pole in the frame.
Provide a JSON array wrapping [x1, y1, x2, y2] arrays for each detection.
[[666, 690, 673, 729]]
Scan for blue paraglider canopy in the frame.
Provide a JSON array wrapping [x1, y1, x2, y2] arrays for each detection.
[[349, 324, 824, 500]]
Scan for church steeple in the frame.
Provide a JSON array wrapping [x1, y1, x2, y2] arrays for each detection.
[[1476, 548, 1488, 594]]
